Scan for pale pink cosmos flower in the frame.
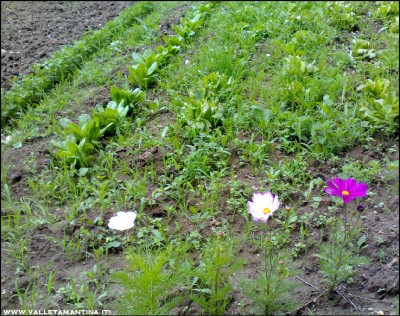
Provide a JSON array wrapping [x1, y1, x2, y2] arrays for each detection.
[[247, 192, 281, 224]]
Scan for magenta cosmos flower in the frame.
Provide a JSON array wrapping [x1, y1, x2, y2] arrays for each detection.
[[324, 178, 368, 203], [247, 192, 281, 224]]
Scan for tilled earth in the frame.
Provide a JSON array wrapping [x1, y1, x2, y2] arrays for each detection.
[[1, 1, 136, 90], [1, 1, 399, 315]]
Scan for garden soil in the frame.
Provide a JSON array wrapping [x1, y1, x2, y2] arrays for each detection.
[[1, 1, 399, 315], [1, 1, 136, 90]]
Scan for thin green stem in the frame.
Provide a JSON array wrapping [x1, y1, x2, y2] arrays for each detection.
[[343, 202, 348, 240], [213, 238, 221, 314], [263, 221, 274, 316]]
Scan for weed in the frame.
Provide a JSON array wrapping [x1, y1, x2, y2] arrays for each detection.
[[111, 242, 192, 314], [191, 232, 245, 315]]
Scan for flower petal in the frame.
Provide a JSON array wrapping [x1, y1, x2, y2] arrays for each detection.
[[108, 211, 137, 231], [324, 187, 340, 196], [327, 179, 340, 190], [271, 194, 281, 211], [334, 178, 347, 191], [264, 191, 274, 204], [251, 192, 265, 205], [353, 183, 368, 195], [345, 178, 358, 191]]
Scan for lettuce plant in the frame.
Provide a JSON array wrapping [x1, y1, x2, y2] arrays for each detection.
[[128, 61, 158, 89], [200, 72, 234, 102], [374, 1, 399, 19], [352, 39, 376, 60], [163, 3, 213, 47], [92, 100, 130, 135], [360, 96, 399, 134], [59, 114, 112, 147], [173, 72, 234, 131], [127, 2, 213, 90], [176, 96, 224, 131], [132, 47, 179, 69], [127, 46, 180, 89], [172, 1, 215, 41], [110, 86, 146, 116], [326, 2, 359, 31], [51, 135, 95, 170], [356, 78, 390, 99], [153, 45, 181, 66], [163, 34, 184, 47], [172, 14, 203, 42], [357, 78, 399, 133], [281, 55, 318, 78]]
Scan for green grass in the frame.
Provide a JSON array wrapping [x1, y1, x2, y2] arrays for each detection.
[[1, 1, 399, 314]]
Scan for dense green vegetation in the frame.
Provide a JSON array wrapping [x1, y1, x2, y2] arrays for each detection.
[[1, 1, 398, 314]]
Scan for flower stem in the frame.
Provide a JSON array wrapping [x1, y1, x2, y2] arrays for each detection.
[[213, 238, 221, 313], [264, 221, 273, 316], [343, 202, 348, 240]]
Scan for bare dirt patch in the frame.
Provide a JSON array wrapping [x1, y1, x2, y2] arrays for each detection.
[[1, 1, 136, 90]]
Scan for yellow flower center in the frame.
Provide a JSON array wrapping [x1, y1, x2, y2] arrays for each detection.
[[341, 190, 350, 196], [263, 207, 270, 214]]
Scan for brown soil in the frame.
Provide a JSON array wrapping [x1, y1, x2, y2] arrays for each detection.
[[1, 1, 136, 90], [1, 2, 399, 315]]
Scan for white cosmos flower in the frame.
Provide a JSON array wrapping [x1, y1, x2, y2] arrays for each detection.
[[108, 211, 137, 231], [247, 192, 280, 224]]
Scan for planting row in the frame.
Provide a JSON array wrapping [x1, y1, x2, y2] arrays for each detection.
[[51, 2, 217, 175], [1, 2, 154, 127]]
